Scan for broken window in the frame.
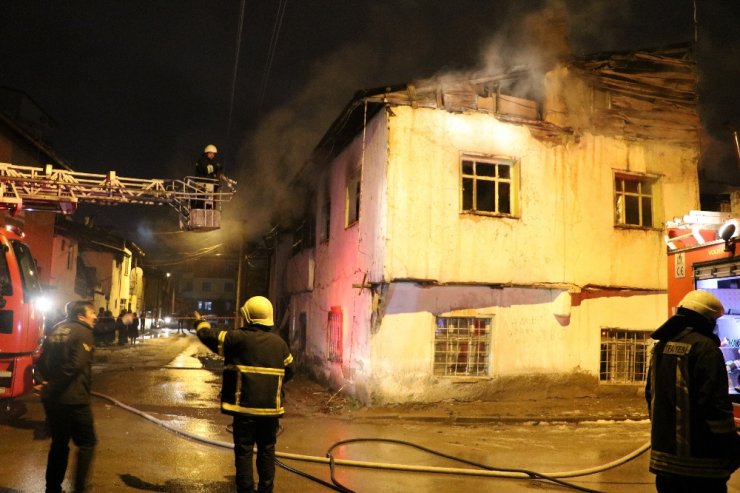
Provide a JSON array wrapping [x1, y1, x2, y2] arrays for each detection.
[[321, 195, 331, 243], [434, 316, 491, 377], [327, 306, 343, 362], [291, 216, 316, 256], [460, 156, 517, 216], [346, 166, 361, 226], [614, 173, 655, 227], [599, 328, 653, 384]]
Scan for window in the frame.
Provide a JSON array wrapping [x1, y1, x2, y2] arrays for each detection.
[[11, 241, 41, 299], [327, 306, 343, 362], [599, 328, 653, 384], [434, 317, 491, 377], [321, 195, 331, 242], [224, 282, 234, 293], [291, 217, 316, 256], [346, 167, 361, 226], [461, 156, 517, 215], [614, 174, 655, 227], [202, 281, 212, 292]]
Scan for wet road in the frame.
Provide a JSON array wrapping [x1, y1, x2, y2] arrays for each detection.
[[3, 332, 740, 493]]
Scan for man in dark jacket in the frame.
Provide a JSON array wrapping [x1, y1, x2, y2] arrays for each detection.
[[36, 300, 98, 493], [193, 144, 222, 209], [646, 289, 740, 492], [195, 296, 294, 493]]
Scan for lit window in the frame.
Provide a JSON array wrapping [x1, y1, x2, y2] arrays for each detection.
[[461, 156, 517, 216], [599, 328, 653, 384], [346, 167, 361, 226], [614, 174, 655, 227], [434, 317, 491, 377]]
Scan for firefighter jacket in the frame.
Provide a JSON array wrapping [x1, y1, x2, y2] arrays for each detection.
[[37, 319, 95, 405], [646, 308, 740, 479], [196, 320, 294, 417], [195, 155, 222, 179]]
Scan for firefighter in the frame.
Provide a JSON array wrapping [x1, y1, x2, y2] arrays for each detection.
[[193, 144, 222, 208], [194, 296, 294, 493], [36, 300, 98, 493], [646, 289, 740, 492]]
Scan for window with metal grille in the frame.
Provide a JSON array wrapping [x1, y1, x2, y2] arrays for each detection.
[[461, 156, 517, 216], [434, 317, 491, 376], [614, 174, 655, 227], [327, 306, 343, 362], [599, 328, 653, 384]]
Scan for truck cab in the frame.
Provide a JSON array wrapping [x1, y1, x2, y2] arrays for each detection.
[[0, 225, 45, 408]]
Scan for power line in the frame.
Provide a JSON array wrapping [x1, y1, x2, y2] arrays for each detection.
[[257, 0, 288, 114], [226, 0, 247, 149]]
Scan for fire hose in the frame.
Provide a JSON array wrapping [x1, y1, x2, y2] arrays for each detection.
[[91, 390, 651, 493]]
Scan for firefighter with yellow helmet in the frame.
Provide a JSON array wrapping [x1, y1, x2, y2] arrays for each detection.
[[194, 296, 293, 493], [646, 289, 740, 491]]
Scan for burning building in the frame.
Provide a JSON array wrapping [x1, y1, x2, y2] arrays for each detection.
[[275, 44, 700, 404]]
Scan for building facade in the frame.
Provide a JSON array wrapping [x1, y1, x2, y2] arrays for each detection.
[[280, 46, 701, 404]]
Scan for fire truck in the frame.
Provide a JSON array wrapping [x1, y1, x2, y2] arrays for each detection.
[[0, 162, 236, 412], [665, 210, 740, 424]]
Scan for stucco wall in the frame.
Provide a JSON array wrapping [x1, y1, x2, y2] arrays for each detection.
[[368, 282, 665, 403], [384, 106, 698, 289]]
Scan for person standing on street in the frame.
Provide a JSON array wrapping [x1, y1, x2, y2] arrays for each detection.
[[36, 300, 98, 493], [195, 296, 294, 493], [646, 290, 740, 492]]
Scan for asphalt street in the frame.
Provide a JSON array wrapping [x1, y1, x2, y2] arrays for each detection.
[[2, 332, 740, 492]]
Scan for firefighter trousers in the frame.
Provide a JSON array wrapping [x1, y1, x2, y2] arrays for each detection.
[[43, 401, 97, 493], [232, 415, 279, 493]]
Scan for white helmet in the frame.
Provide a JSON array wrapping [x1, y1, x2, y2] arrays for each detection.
[[240, 296, 274, 326], [203, 144, 218, 154], [678, 290, 724, 321]]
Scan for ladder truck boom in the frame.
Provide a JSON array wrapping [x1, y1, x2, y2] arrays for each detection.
[[0, 162, 237, 231]]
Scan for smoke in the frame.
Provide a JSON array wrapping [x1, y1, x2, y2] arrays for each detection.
[[216, 0, 735, 245]]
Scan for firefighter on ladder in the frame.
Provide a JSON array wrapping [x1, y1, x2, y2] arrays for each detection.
[[194, 144, 222, 209]]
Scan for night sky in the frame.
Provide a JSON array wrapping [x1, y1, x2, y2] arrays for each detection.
[[1, 0, 739, 258]]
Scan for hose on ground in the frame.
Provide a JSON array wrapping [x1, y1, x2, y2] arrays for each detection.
[[92, 390, 650, 493]]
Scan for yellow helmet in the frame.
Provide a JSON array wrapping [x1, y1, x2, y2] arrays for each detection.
[[240, 296, 274, 326], [203, 144, 218, 154], [678, 290, 724, 321]]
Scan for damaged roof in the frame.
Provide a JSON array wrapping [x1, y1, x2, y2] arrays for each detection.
[[312, 42, 697, 164]]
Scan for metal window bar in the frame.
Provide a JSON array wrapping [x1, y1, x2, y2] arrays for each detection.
[[434, 317, 491, 376], [327, 307, 343, 363], [599, 328, 653, 383]]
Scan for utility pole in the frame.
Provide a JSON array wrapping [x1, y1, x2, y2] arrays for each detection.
[[234, 223, 245, 328]]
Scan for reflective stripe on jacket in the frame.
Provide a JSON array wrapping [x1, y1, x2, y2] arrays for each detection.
[[196, 320, 294, 417]]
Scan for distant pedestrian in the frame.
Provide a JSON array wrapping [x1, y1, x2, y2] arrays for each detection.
[[195, 296, 294, 493], [128, 312, 140, 344], [36, 300, 98, 493], [115, 310, 132, 346], [646, 290, 740, 492]]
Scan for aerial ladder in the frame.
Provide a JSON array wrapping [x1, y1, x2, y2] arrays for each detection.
[[0, 162, 237, 413], [0, 162, 237, 231]]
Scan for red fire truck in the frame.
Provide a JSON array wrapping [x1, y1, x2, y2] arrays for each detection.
[[666, 210, 740, 424], [0, 163, 236, 413], [0, 224, 46, 413]]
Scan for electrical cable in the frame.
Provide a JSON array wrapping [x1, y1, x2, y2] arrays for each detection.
[[91, 390, 651, 492]]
